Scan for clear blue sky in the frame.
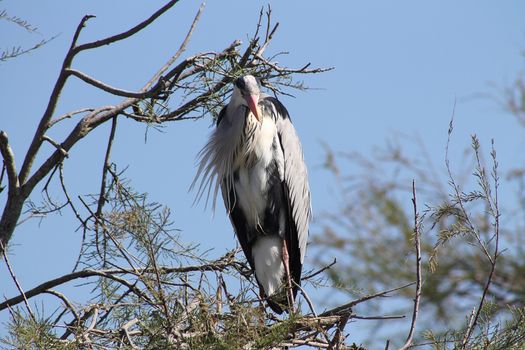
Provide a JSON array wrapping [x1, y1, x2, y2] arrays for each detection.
[[1, 0, 524, 347]]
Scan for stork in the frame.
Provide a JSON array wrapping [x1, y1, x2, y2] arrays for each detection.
[[193, 75, 311, 314]]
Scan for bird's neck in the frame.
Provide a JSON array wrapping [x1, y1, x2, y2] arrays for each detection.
[[226, 89, 245, 120]]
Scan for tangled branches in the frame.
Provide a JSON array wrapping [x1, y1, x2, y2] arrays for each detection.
[[1, 164, 414, 349]]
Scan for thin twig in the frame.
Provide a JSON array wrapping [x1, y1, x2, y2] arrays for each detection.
[[144, 2, 205, 91], [399, 180, 423, 350], [59, 305, 96, 340], [42, 135, 69, 157], [460, 141, 501, 348], [0, 256, 236, 312], [49, 107, 98, 127], [66, 68, 167, 98], [352, 314, 406, 320], [94, 116, 118, 263], [320, 282, 414, 317], [44, 289, 80, 324], [73, 1, 180, 54], [1, 241, 36, 322], [302, 258, 336, 280], [17, 15, 95, 185], [294, 281, 317, 316], [444, 111, 493, 265]]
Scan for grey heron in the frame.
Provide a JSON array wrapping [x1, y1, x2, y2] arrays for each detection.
[[193, 75, 311, 314]]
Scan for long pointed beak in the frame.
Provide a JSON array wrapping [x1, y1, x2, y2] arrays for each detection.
[[246, 94, 260, 122]]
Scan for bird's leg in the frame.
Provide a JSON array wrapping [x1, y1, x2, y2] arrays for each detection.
[[281, 239, 295, 311]]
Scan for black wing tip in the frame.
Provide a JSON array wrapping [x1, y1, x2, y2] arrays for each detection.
[[265, 283, 300, 314], [267, 298, 285, 314], [262, 96, 291, 120]]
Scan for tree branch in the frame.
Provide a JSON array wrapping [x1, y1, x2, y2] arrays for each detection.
[[143, 2, 205, 92], [42, 135, 69, 157], [66, 68, 167, 98], [94, 115, 117, 262], [0, 256, 237, 312], [460, 141, 501, 349], [1, 241, 36, 322], [0, 131, 18, 193], [399, 180, 423, 350], [17, 16, 94, 185], [319, 282, 414, 317], [44, 289, 80, 324], [72, 0, 180, 54], [302, 257, 336, 280]]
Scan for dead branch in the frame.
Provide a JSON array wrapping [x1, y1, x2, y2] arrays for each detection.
[[43, 289, 80, 324], [399, 180, 423, 350], [1, 241, 36, 322], [66, 68, 168, 98], [0, 254, 238, 312], [94, 116, 117, 263], [302, 257, 337, 280], [320, 282, 414, 317], [72, 1, 180, 55], [0, 131, 18, 193]]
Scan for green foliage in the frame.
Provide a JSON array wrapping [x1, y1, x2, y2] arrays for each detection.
[[1, 309, 72, 350], [421, 307, 525, 350]]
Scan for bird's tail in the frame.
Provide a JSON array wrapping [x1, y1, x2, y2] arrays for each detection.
[[252, 236, 300, 314], [265, 285, 299, 314]]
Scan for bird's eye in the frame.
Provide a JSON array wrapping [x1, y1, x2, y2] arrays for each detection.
[[234, 77, 246, 91]]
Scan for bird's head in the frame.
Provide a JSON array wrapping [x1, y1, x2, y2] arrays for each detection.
[[234, 75, 261, 122]]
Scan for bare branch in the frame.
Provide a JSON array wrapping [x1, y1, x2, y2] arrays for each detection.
[[1, 241, 36, 322], [66, 68, 167, 98], [294, 281, 317, 317], [399, 180, 423, 350], [43, 289, 80, 324], [49, 107, 99, 128], [70, 15, 96, 50], [320, 282, 414, 317], [94, 116, 117, 260], [353, 314, 406, 321], [302, 257, 336, 280], [0, 131, 19, 193], [18, 1, 181, 186], [0, 255, 237, 312], [72, 0, 180, 54], [143, 2, 205, 91], [23, 107, 118, 195], [17, 16, 95, 185], [42, 135, 69, 158]]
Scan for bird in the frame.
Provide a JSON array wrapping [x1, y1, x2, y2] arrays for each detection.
[[192, 75, 311, 314]]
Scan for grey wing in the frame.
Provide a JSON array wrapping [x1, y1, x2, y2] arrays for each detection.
[[275, 112, 311, 264]]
